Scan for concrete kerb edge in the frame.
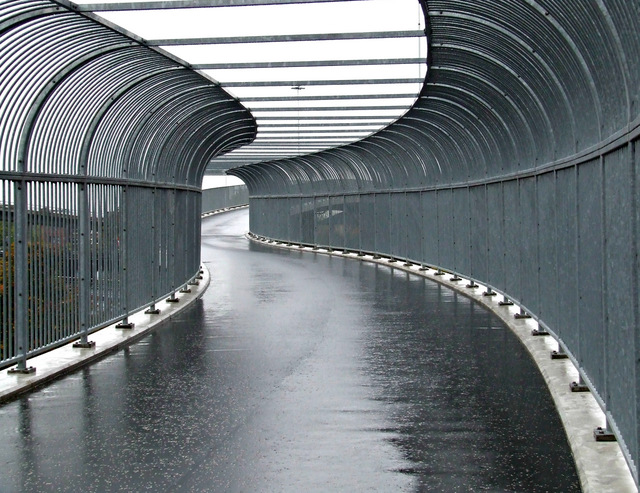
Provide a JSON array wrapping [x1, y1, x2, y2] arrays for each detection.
[[0, 265, 211, 405], [247, 233, 637, 493], [201, 204, 248, 217]]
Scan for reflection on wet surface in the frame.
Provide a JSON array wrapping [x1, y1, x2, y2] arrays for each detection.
[[0, 209, 580, 492]]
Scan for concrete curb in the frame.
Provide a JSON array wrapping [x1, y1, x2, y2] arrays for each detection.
[[248, 234, 638, 493], [0, 265, 210, 405], [201, 204, 248, 218]]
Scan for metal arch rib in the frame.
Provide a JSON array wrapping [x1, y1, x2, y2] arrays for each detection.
[[412, 96, 508, 168], [31, 49, 174, 175], [120, 80, 227, 180], [147, 30, 424, 46], [193, 58, 424, 70], [0, 6, 64, 34], [250, 105, 409, 112], [428, 9, 579, 157], [80, 66, 187, 178], [220, 78, 424, 88], [17, 39, 134, 172], [241, 93, 418, 103], [70, 0, 369, 12], [86, 67, 194, 178], [158, 104, 256, 182], [421, 81, 521, 167]]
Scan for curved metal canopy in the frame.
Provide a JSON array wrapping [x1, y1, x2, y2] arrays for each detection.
[[72, 0, 428, 171], [226, 0, 638, 196], [1, 0, 257, 188]]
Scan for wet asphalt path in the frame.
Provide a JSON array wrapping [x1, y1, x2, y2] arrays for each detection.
[[0, 209, 579, 492]]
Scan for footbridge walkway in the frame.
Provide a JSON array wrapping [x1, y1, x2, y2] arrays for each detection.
[[1, 1, 639, 490]]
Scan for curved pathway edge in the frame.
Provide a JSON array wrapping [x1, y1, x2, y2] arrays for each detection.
[[247, 233, 637, 493], [0, 265, 210, 405]]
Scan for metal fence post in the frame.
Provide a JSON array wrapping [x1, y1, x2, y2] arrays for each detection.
[[8, 180, 35, 373], [73, 183, 95, 348], [116, 186, 134, 328], [166, 189, 179, 303], [146, 188, 161, 314]]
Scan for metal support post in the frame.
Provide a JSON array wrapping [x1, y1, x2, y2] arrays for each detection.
[[115, 317, 135, 329], [514, 307, 532, 319], [594, 421, 617, 442], [8, 180, 35, 374], [550, 342, 569, 359], [73, 183, 95, 348], [531, 323, 549, 336], [116, 186, 134, 329], [145, 188, 161, 315], [466, 280, 479, 289], [145, 304, 160, 315], [483, 287, 497, 297], [570, 374, 590, 392], [498, 296, 513, 306]]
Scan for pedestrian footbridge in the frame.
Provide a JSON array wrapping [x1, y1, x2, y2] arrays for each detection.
[[0, 1, 639, 490]]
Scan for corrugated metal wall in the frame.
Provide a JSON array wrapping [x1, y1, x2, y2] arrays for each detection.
[[201, 185, 249, 213]]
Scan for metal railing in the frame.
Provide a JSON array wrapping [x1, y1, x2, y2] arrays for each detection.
[[201, 185, 249, 214], [0, 1, 256, 371]]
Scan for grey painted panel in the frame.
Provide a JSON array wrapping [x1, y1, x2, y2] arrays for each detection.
[[555, 168, 579, 347], [375, 193, 391, 254], [421, 191, 438, 265], [279, 198, 291, 240], [360, 194, 376, 252], [173, 191, 188, 282], [503, 180, 520, 298], [315, 196, 330, 247], [126, 186, 154, 309], [519, 177, 538, 312], [636, 138, 640, 477], [249, 197, 264, 235], [436, 189, 454, 268], [577, 159, 605, 390], [301, 197, 314, 245], [536, 172, 558, 325], [604, 145, 637, 465], [330, 195, 345, 249], [344, 195, 360, 250], [486, 182, 505, 291], [469, 185, 487, 280], [390, 192, 405, 258], [201, 185, 249, 212], [406, 192, 422, 261], [288, 197, 301, 242], [453, 187, 470, 274]]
